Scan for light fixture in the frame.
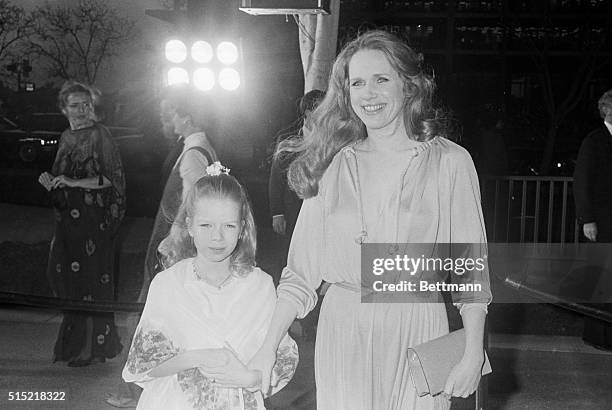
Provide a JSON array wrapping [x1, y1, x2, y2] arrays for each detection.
[[219, 68, 240, 91], [217, 41, 239, 65], [165, 40, 187, 63], [193, 67, 215, 91], [191, 41, 213, 64], [167, 67, 189, 85], [239, 0, 331, 15]]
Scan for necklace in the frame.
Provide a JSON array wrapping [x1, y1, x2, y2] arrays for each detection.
[[192, 260, 234, 289]]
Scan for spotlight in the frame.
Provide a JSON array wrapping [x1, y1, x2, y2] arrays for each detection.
[[165, 40, 187, 63], [193, 67, 216, 91], [217, 41, 239, 65], [219, 68, 240, 91], [191, 41, 214, 64], [167, 67, 189, 85]]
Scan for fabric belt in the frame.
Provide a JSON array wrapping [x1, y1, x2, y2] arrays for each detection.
[[332, 282, 373, 295]]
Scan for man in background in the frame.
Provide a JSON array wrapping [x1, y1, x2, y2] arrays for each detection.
[[573, 88, 612, 351]]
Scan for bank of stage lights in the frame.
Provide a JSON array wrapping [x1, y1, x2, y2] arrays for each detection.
[[165, 39, 241, 91]]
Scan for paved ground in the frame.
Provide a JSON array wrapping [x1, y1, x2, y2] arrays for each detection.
[[1, 307, 611, 410], [2, 203, 612, 409], [0, 307, 316, 410]]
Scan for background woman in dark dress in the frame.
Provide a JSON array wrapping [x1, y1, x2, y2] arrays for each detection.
[[38, 81, 125, 367]]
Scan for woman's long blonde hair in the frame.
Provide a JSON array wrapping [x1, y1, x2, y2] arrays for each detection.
[[279, 30, 450, 199], [161, 174, 256, 276]]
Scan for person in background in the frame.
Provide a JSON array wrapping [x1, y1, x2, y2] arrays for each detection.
[[573, 88, 612, 351], [249, 30, 491, 409], [38, 80, 125, 367], [157, 96, 181, 193], [269, 89, 327, 341], [269, 90, 326, 267], [142, 89, 218, 296], [476, 115, 508, 176]]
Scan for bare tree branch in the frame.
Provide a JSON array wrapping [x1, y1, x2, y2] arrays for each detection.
[[507, 16, 611, 174], [0, 0, 34, 68], [27, 0, 136, 84]]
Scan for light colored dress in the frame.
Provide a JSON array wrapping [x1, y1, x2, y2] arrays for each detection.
[[123, 258, 298, 410], [278, 136, 492, 410]]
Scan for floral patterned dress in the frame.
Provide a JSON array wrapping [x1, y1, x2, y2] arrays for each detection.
[[123, 259, 299, 410], [46, 122, 125, 362]]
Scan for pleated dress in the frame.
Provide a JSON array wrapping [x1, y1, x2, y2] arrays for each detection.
[[277, 136, 492, 410]]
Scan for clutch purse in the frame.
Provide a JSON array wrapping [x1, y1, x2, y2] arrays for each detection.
[[407, 329, 492, 397]]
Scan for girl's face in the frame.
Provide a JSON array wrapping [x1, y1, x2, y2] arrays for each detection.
[[63, 92, 94, 130], [188, 197, 242, 264], [348, 49, 406, 134]]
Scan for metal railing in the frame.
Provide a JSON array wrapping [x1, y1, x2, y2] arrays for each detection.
[[480, 175, 579, 243]]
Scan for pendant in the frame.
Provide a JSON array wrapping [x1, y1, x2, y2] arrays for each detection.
[[388, 244, 399, 254], [355, 230, 368, 245]]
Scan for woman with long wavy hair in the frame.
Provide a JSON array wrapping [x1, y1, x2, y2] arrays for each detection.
[[250, 30, 492, 409]]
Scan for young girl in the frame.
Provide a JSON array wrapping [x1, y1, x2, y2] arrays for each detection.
[[123, 162, 298, 409]]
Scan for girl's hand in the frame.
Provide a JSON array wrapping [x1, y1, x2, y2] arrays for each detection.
[[38, 172, 54, 191], [198, 346, 260, 389], [443, 352, 484, 398], [51, 175, 77, 189], [247, 344, 276, 396]]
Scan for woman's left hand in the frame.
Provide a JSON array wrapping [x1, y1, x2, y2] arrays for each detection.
[[51, 175, 77, 189], [198, 346, 261, 389], [443, 352, 484, 398]]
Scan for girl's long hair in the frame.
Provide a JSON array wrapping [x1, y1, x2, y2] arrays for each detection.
[[279, 30, 450, 199], [161, 174, 257, 276]]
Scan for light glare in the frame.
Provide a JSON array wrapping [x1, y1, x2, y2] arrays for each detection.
[[193, 68, 215, 91], [192, 41, 213, 63], [167, 67, 189, 85], [219, 68, 240, 91], [217, 41, 239, 65], [165, 40, 187, 63]]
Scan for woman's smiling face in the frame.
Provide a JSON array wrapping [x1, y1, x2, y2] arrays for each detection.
[[348, 49, 406, 134]]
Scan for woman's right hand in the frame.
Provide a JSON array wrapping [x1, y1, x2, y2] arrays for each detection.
[[38, 172, 54, 191], [247, 344, 277, 396]]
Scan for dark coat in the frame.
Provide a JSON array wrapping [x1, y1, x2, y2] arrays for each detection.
[[573, 125, 612, 242], [268, 151, 302, 236], [572, 124, 612, 349]]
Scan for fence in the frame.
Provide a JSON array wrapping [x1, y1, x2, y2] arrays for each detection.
[[480, 175, 580, 243]]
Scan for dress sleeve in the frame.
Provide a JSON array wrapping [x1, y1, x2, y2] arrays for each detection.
[[277, 191, 325, 319], [448, 150, 493, 306], [51, 130, 70, 176], [95, 125, 126, 226], [122, 276, 180, 386], [269, 333, 299, 396], [573, 136, 595, 224]]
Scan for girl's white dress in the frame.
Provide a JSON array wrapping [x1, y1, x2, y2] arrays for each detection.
[[123, 259, 298, 410], [277, 137, 492, 410]]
